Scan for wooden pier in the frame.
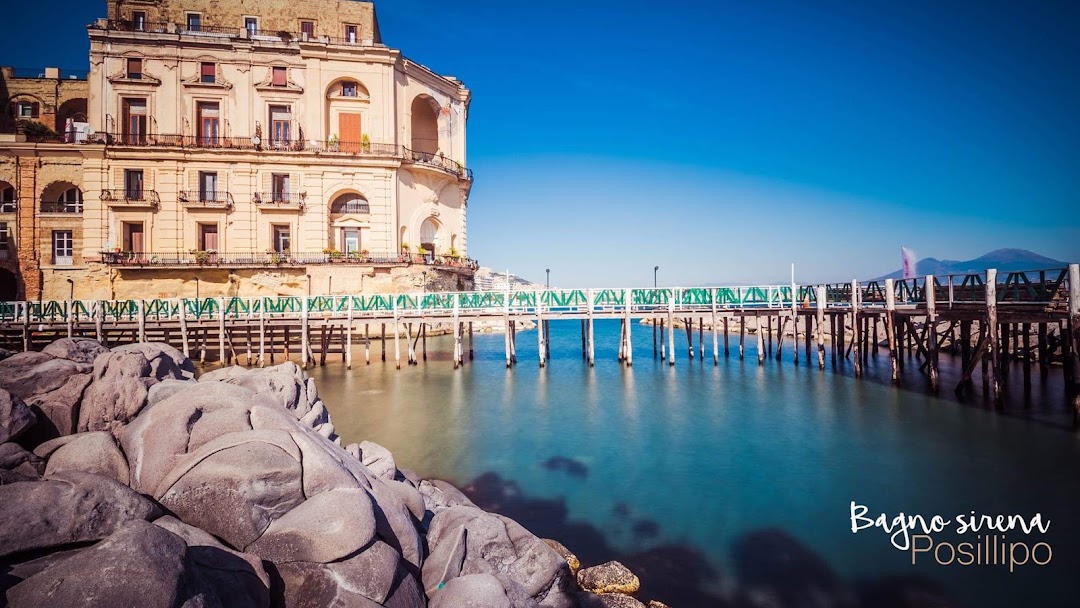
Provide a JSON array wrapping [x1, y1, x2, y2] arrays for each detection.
[[3, 265, 1078, 417]]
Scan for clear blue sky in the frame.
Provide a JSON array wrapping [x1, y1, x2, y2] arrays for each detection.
[[4, 0, 1078, 286]]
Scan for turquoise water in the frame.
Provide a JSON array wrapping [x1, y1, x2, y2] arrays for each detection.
[[310, 319, 1080, 607]]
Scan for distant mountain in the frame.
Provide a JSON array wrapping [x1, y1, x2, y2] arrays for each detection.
[[874, 249, 1068, 280]]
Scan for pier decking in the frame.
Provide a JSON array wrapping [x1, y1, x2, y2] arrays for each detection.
[[3, 265, 1078, 415]]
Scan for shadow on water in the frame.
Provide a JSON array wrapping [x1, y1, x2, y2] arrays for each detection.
[[459, 471, 967, 608]]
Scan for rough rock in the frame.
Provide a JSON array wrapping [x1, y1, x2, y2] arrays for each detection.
[[0, 346, 13, 362], [576, 593, 648, 608], [274, 540, 415, 607], [0, 442, 45, 476], [78, 343, 195, 433], [646, 601, 672, 608], [429, 573, 516, 608], [247, 488, 377, 563], [6, 520, 188, 608], [21, 372, 93, 441], [425, 505, 574, 608], [358, 440, 398, 480], [0, 388, 35, 443], [0, 351, 90, 399], [42, 337, 110, 364], [419, 478, 477, 513], [543, 539, 581, 575], [577, 561, 640, 596], [43, 430, 129, 484], [146, 378, 198, 407], [0, 471, 160, 558]]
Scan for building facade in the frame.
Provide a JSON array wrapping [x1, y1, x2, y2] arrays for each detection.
[[0, 0, 474, 301]]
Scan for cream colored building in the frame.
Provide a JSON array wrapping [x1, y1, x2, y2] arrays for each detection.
[[30, 0, 473, 299]]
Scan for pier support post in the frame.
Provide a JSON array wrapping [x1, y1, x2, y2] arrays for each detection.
[[300, 297, 309, 369], [739, 316, 745, 360], [365, 324, 370, 365], [685, 317, 694, 360], [653, 314, 658, 359], [257, 304, 265, 367], [94, 301, 104, 345], [456, 300, 464, 370], [1068, 264, 1080, 418], [926, 275, 939, 393], [756, 315, 765, 365], [381, 323, 386, 362], [851, 281, 862, 377], [587, 289, 595, 367], [660, 318, 666, 361], [469, 322, 474, 360], [711, 299, 719, 366], [393, 315, 401, 370], [723, 316, 730, 358], [346, 297, 353, 369], [816, 286, 826, 369], [986, 269, 1002, 405], [66, 300, 74, 338], [218, 297, 227, 365], [1038, 322, 1049, 379], [179, 299, 190, 358], [505, 313, 512, 368], [137, 300, 146, 344], [1022, 322, 1032, 397], [625, 289, 633, 367], [885, 279, 899, 384], [667, 298, 675, 366]]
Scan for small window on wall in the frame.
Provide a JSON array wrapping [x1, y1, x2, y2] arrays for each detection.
[[0, 186, 15, 213], [244, 17, 258, 37], [341, 81, 357, 97], [269, 105, 291, 146], [132, 11, 146, 31], [124, 169, 144, 200], [273, 225, 291, 253], [271, 173, 290, 201], [52, 231, 73, 266], [299, 20, 314, 39], [344, 25, 357, 43], [0, 222, 10, 258], [271, 66, 287, 87], [200, 62, 216, 84], [127, 58, 142, 79], [15, 101, 37, 118], [186, 13, 201, 31]]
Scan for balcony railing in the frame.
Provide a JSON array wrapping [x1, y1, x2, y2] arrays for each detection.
[[101, 189, 160, 207], [40, 201, 83, 214], [330, 201, 370, 214], [404, 148, 472, 180], [105, 19, 174, 34], [179, 191, 234, 208], [0, 201, 15, 213], [99, 250, 479, 269], [254, 192, 305, 207]]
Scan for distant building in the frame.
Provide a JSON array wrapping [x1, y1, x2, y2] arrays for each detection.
[[0, 0, 474, 301]]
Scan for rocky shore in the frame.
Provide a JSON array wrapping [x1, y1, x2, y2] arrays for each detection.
[[0, 338, 658, 607]]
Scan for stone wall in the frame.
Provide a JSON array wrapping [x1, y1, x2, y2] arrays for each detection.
[[0, 67, 89, 133]]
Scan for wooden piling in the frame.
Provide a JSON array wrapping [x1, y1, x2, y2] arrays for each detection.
[[137, 300, 146, 344], [535, 308, 543, 368], [851, 281, 862, 377], [885, 279, 899, 384], [756, 315, 765, 365], [926, 275, 939, 393], [505, 314, 513, 368], [723, 316, 730, 358], [766, 315, 773, 358], [257, 306, 265, 366], [422, 323, 427, 362], [653, 316, 658, 358], [1022, 323, 1031, 396], [469, 322, 474, 360], [986, 269, 1001, 405], [739, 316, 745, 360], [816, 286, 826, 369], [711, 303, 719, 366], [179, 299, 190, 358], [218, 297, 227, 365], [685, 318, 694, 360], [393, 315, 401, 370], [381, 323, 386, 362], [345, 298, 353, 369], [1038, 322, 1049, 378], [667, 304, 675, 366], [94, 301, 104, 345], [625, 289, 633, 367]]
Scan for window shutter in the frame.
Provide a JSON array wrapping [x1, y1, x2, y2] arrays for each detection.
[[7, 101, 16, 117], [30, 102, 39, 118], [146, 170, 155, 190], [201, 63, 216, 79], [272, 67, 286, 86], [262, 173, 271, 196]]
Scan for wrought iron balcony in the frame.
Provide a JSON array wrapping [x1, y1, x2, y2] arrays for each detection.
[[330, 200, 370, 214], [0, 200, 16, 213], [254, 192, 305, 208], [403, 147, 473, 180], [101, 189, 160, 208], [179, 191, 234, 208]]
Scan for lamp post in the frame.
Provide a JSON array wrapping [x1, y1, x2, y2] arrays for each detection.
[[654, 265, 659, 288], [546, 269, 550, 289], [66, 278, 74, 301], [305, 274, 312, 296], [194, 277, 200, 300]]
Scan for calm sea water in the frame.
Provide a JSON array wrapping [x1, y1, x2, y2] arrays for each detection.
[[305, 319, 1080, 607]]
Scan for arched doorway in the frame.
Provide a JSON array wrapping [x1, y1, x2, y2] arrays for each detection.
[[410, 96, 439, 156], [419, 218, 439, 258], [0, 269, 17, 301]]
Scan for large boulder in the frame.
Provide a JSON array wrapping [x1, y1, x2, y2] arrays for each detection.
[[576, 561, 640, 595], [355, 440, 397, 480], [42, 337, 110, 365], [429, 573, 517, 608], [42, 430, 129, 484], [0, 442, 45, 478], [0, 388, 35, 443], [0, 351, 93, 443], [5, 519, 266, 608], [78, 343, 195, 433], [424, 505, 574, 608], [0, 471, 160, 558]]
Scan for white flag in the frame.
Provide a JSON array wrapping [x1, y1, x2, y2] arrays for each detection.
[[901, 246, 917, 279]]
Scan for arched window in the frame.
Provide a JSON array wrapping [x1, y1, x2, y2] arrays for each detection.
[[41, 185, 83, 213], [419, 218, 439, 255], [410, 96, 439, 156], [330, 193, 369, 214], [0, 183, 15, 213]]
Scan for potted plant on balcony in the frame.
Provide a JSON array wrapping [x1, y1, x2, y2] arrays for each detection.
[[361, 134, 371, 153], [327, 135, 340, 152], [400, 243, 411, 264], [323, 247, 342, 262], [191, 249, 212, 265]]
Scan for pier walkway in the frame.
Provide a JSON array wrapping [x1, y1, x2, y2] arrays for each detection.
[[2, 265, 1078, 412]]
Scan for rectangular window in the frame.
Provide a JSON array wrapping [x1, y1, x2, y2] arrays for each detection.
[[342, 81, 357, 97], [271, 173, 290, 202], [17, 102, 34, 118], [300, 20, 314, 39], [269, 105, 291, 147], [53, 230, 73, 265], [0, 222, 9, 260], [132, 11, 146, 30], [121, 98, 147, 144], [196, 101, 219, 146], [344, 24, 357, 43], [199, 172, 218, 202], [124, 169, 144, 200], [122, 222, 144, 253], [198, 223, 218, 251], [271, 66, 286, 86], [244, 17, 258, 37], [186, 13, 201, 31], [127, 58, 142, 79], [200, 62, 216, 84], [343, 229, 359, 255], [273, 225, 291, 253], [0, 186, 14, 213]]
